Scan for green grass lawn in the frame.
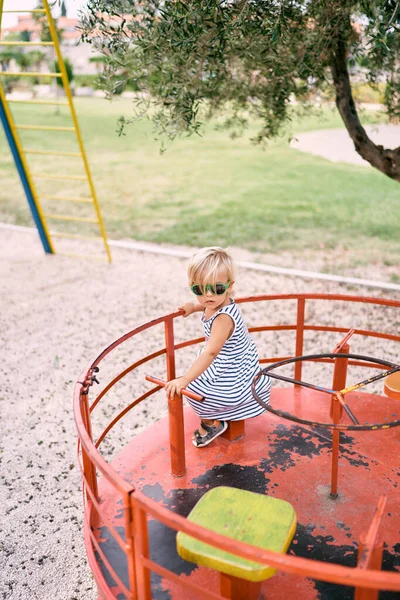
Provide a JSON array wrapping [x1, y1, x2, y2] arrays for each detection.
[[0, 97, 398, 267]]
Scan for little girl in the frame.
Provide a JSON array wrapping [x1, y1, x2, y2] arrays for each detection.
[[165, 247, 271, 448]]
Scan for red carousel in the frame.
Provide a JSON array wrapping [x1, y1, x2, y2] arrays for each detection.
[[74, 293, 400, 600]]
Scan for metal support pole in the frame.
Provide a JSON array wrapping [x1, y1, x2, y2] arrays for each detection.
[[0, 90, 54, 254], [80, 392, 99, 501], [354, 539, 384, 600], [164, 318, 186, 476], [330, 343, 350, 498], [169, 393, 187, 477], [330, 395, 341, 499], [132, 501, 152, 600], [355, 495, 386, 600], [125, 493, 138, 600], [294, 298, 305, 383]]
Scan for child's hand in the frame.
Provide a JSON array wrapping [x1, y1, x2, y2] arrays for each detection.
[[165, 377, 188, 399], [178, 302, 196, 317]]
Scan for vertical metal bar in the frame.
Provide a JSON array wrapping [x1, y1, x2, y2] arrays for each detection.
[[168, 393, 186, 476], [330, 344, 350, 416], [80, 392, 99, 501], [294, 298, 305, 382], [330, 343, 349, 498], [0, 0, 4, 31], [357, 496, 386, 571], [330, 396, 341, 499], [164, 317, 176, 381], [42, 0, 112, 263], [132, 499, 152, 600], [0, 88, 54, 254], [354, 540, 383, 600], [124, 492, 138, 600], [164, 318, 186, 476]]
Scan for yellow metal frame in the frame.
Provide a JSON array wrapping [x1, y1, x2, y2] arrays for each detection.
[[0, 41, 54, 45], [0, 0, 112, 262], [0, 70, 61, 76]]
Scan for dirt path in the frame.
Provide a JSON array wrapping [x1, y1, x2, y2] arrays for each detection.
[[291, 124, 400, 166]]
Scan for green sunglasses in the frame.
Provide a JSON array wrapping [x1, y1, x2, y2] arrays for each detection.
[[190, 281, 231, 296]]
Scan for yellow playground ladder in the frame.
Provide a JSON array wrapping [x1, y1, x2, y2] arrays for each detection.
[[0, 0, 111, 262]]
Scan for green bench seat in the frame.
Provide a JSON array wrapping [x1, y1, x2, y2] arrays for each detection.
[[177, 486, 297, 599]]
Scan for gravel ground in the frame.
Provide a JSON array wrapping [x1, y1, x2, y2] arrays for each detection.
[[1, 227, 399, 600]]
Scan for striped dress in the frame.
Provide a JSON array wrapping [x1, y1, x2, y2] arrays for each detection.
[[186, 300, 271, 421]]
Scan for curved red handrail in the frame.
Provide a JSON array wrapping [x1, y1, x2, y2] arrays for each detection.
[[133, 489, 400, 591], [73, 293, 400, 598]]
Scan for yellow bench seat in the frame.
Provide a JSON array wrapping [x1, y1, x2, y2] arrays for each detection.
[[177, 486, 296, 596]]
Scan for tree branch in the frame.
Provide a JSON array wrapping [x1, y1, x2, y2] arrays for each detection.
[[330, 34, 400, 182]]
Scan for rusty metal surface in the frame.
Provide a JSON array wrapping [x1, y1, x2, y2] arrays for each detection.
[[92, 391, 400, 600]]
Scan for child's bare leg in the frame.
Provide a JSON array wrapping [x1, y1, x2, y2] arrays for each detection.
[[197, 419, 215, 434]]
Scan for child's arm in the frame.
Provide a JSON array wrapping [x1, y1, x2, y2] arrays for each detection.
[[165, 314, 234, 399], [178, 302, 203, 317]]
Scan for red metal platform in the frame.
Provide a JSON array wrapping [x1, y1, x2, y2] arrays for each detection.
[[91, 390, 400, 600]]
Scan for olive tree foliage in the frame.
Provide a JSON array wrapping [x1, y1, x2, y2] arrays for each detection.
[[80, 1, 400, 181]]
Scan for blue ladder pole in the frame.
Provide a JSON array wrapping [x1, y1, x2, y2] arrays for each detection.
[[0, 94, 53, 254]]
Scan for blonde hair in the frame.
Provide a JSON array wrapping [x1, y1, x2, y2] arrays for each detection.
[[187, 247, 235, 287]]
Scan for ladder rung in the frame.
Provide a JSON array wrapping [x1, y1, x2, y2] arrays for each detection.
[[51, 232, 103, 241], [0, 71, 61, 77], [15, 125, 75, 132], [41, 195, 93, 204], [45, 214, 98, 224], [33, 173, 86, 181], [24, 149, 81, 157], [0, 41, 54, 46], [7, 99, 69, 106], [57, 252, 108, 262], [2, 9, 46, 13]]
